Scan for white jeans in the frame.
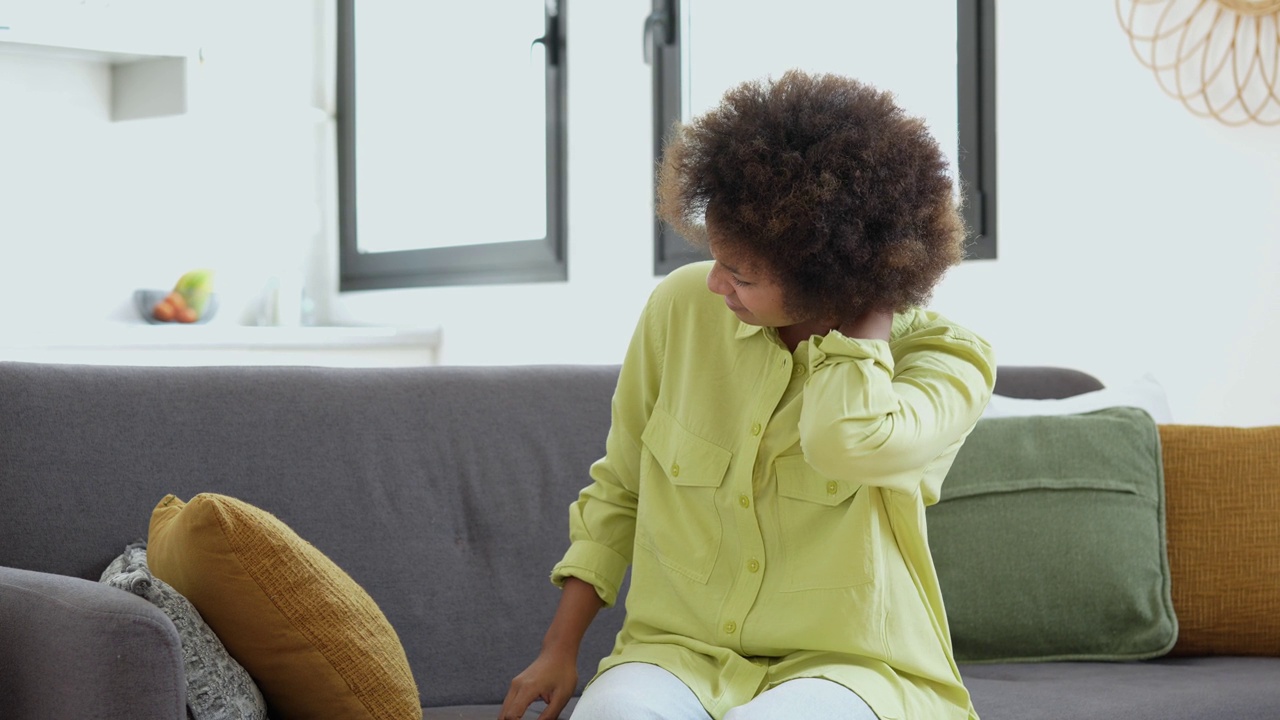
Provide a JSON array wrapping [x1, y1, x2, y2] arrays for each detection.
[[570, 662, 879, 720]]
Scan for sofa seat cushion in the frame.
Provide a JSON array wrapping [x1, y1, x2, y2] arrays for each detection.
[[424, 660, 1280, 720], [961, 657, 1280, 720], [422, 699, 578, 719]]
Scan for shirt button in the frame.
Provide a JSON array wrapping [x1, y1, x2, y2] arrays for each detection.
[[750, 422, 762, 436], [738, 494, 751, 509], [826, 480, 839, 495], [724, 621, 737, 634], [747, 559, 760, 573], [671, 463, 680, 478], [794, 364, 807, 376]]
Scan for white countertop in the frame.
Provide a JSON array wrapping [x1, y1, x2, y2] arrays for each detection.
[[0, 324, 444, 367], [2, 324, 442, 350]]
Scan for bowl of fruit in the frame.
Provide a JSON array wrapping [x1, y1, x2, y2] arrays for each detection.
[[135, 270, 218, 324]]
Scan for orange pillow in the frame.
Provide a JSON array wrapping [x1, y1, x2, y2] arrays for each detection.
[[1159, 425, 1280, 656], [147, 494, 422, 719]]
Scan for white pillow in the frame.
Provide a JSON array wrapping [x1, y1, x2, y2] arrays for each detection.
[[983, 373, 1173, 424]]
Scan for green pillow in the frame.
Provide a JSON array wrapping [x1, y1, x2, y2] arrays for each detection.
[[929, 407, 1177, 663]]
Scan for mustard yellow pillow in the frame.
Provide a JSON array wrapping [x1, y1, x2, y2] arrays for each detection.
[[147, 494, 422, 720], [1159, 425, 1280, 656]]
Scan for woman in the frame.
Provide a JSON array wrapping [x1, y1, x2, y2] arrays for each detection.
[[501, 70, 995, 720]]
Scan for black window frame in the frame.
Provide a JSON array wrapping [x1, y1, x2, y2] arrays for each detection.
[[646, 0, 708, 275], [336, 0, 569, 291], [648, 0, 997, 273], [957, 0, 997, 260]]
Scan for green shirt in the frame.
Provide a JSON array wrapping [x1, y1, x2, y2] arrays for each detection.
[[552, 262, 996, 720]]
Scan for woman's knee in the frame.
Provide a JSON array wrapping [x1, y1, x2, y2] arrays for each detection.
[[724, 678, 878, 720], [571, 663, 711, 720]]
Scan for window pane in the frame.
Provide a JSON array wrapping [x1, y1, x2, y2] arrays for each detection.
[[354, 2, 547, 253], [657, 1, 990, 270], [680, 1, 957, 143]]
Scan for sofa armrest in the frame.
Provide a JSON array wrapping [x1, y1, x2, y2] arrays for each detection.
[[0, 565, 185, 719]]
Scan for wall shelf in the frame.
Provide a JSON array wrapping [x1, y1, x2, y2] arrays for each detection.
[[0, 7, 191, 121]]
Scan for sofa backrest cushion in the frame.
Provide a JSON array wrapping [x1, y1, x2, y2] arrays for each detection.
[[0, 362, 625, 708], [988, 365, 1103, 399], [0, 362, 1097, 705]]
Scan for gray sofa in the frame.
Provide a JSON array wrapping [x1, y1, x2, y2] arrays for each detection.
[[0, 361, 1276, 719]]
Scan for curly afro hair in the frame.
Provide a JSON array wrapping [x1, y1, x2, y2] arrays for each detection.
[[657, 69, 965, 321]]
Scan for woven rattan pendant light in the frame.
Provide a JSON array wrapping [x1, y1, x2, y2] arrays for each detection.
[[1117, 0, 1280, 125]]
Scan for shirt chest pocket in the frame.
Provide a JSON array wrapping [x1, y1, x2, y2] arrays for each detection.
[[774, 455, 876, 592], [636, 409, 732, 584]]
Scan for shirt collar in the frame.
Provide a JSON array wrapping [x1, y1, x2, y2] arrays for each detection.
[[734, 322, 766, 340]]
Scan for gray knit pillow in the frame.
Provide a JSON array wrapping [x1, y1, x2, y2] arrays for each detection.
[[100, 542, 269, 720]]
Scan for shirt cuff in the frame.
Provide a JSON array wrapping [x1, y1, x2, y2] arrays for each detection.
[[550, 539, 630, 607], [808, 330, 895, 375]]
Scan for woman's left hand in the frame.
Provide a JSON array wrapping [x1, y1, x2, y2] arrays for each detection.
[[837, 308, 894, 341]]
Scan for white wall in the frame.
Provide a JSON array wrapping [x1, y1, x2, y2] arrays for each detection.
[[4, 1, 1278, 425], [931, 3, 1280, 426], [0, 1, 319, 330], [325, 0, 961, 367], [324, 0, 659, 366], [335, 1, 1280, 425]]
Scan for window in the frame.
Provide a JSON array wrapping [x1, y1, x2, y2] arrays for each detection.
[[337, 0, 568, 290], [648, 0, 997, 272], [646, 0, 707, 275], [957, 0, 997, 260]]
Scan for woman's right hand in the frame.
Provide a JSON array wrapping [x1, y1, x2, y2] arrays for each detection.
[[499, 648, 578, 720], [498, 578, 604, 720]]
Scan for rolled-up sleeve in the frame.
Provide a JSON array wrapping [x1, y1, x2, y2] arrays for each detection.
[[797, 310, 996, 496], [550, 289, 668, 606]]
